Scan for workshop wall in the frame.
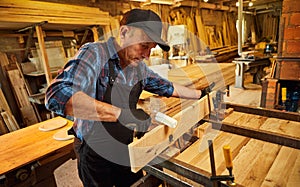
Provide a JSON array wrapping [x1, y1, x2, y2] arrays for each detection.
[[281, 0, 300, 57], [0, 37, 23, 64]]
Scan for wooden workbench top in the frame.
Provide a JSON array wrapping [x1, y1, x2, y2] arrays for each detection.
[[175, 112, 300, 186], [0, 117, 74, 175]]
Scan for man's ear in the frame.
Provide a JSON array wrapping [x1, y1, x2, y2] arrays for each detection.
[[120, 26, 129, 39]]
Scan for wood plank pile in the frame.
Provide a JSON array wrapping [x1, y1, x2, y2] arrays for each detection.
[[174, 111, 300, 186], [0, 88, 19, 134], [0, 0, 110, 27], [167, 8, 238, 50], [0, 52, 38, 130], [211, 46, 239, 63], [0, 52, 21, 134], [168, 63, 235, 91]]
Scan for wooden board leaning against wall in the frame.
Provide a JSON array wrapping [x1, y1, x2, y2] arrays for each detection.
[[0, 52, 36, 134]]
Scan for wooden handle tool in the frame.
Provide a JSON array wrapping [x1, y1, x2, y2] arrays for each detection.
[[223, 145, 236, 186], [223, 145, 233, 172], [282, 87, 287, 102]]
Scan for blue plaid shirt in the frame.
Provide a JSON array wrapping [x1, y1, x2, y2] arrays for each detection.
[[45, 37, 174, 139]]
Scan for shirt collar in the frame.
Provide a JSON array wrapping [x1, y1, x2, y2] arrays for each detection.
[[106, 37, 120, 63]]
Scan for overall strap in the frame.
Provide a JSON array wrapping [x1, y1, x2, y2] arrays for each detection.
[[108, 60, 116, 85], [102, 43, 116, 86]]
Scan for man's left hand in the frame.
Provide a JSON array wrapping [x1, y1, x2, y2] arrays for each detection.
[[199, 82, 215, 99]]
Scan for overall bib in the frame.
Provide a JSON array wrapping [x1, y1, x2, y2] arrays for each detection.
[[77, 59, 144, 187]]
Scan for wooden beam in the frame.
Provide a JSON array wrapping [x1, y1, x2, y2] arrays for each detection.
[[128, 92, 214, 172], [91, 26, 99, 42], [0, 0, 111, 29], [35, 25, 51, 85]]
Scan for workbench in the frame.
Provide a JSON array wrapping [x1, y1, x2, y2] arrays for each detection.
[[233, 57, 270, 88], [0, 117, 75, 187], [139, 103, 300, 187]]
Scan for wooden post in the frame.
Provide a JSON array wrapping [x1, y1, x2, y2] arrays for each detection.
[[35, 25, 52, 85], [103, 25, 113, 41], [237, 0, 243, 56], [91, 26, 99, 42]]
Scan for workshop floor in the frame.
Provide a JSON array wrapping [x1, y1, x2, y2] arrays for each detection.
[[53, 73, 262, 187]]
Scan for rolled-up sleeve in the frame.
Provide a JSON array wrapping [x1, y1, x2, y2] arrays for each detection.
[[45, 43, 101, 116], [143, 66, 174, 97]]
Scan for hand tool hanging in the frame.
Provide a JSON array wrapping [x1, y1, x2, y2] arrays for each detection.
[[16, 21, 48, 62]]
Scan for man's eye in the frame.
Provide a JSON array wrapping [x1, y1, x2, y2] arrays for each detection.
[[141, 44, 149, 49]]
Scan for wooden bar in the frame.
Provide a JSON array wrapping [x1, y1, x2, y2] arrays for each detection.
[[225, 103, 300, 122], [35, 25, 51, 85], [168, 63, 235, 90]]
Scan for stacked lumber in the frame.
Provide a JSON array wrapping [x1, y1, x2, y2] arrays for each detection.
[[211, 45, 240, 63], [0, 111, 19, 133], [0, 53, 20, 133], [0, 0, 110, 27], [3, 52, 39, 126], [0, 88, 19, 134], [168, 63, 235, 90], [173, 111, 300, 186], [195, 10, 208, 47]]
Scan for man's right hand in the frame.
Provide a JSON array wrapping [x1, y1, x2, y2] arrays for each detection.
[[118, 108, 151, 138]]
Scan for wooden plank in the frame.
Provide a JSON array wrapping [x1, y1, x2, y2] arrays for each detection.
[[128, 92, 213, 173], [0, 52, 10, 66], [175, 123, 220, 164], [7, 69, 31, 107], [168, 63, 235, 90], [195, 10, 207, 46], [227, 139, 281, 186], [7, 69, 38, 125], [0, 111, 19, 132], [0, 0, 111, 28], [0, 8, 108, 21], [0, 15, 110, 26], [261, 146, 299, 187], [223, 112, 268, 130], [0, 88, 12, 114], [0, 114, 9, 135], [286, 151, 300, 186], [188, 132, 249, 174], [20, 105, 39, 126], [35, 25, 51, 86], [91, 26, 99, 42], [0, 0, 109, 15], [260, 118, 300, 139]]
